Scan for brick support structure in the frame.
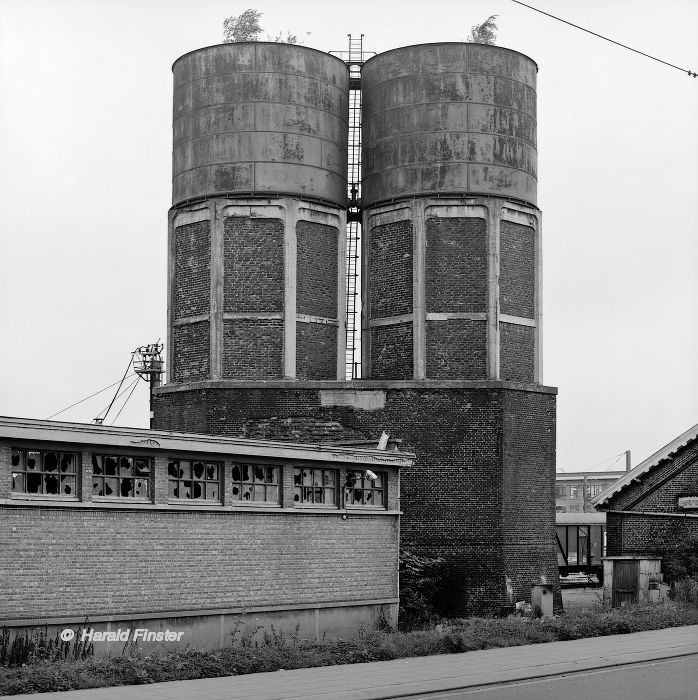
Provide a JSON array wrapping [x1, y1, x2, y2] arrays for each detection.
[[154, 380, 561, 615], [168, 197, 346, 383], [361, 198, 542, 383]]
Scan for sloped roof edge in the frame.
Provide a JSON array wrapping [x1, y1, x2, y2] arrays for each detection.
[[593, 422, 698, 508]]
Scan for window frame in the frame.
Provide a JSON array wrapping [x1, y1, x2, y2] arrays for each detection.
[[10, 447, 80, 499], [230, 460, 282, 505], [343, 469, 387, 509], [292, 466, 339, 507], [167, 457, 223, 503], [91, 453, 153, 502]]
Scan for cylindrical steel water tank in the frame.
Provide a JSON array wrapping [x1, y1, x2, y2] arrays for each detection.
[[172, 43, 349, 206], [362, 43, 537, 207], [361, 43, 541, 383], [168, 43, 349, 385]]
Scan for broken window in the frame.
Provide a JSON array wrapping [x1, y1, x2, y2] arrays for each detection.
[[293, 467, 337, 506], [230, 462, 280, 503], [92, 454, 151, 499], [343, 470, 386, 507], [168, 459, 221, 501], [11, 448, 77, 497]]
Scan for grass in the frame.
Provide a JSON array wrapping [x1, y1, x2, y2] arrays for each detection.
[[2, 603, 698, 695]]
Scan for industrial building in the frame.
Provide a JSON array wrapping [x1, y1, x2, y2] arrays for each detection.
[[0, 416, 408, 646], [556, 469, 628, 513], [154, 40, 560, 615], [594, 423, 698, 566]]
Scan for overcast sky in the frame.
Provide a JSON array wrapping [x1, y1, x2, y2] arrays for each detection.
[[1, 0, 696, 472]]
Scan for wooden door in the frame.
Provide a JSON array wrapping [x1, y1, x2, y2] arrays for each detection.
[[612, 560, 638, 608]]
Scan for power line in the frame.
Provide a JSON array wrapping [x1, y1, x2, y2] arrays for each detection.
[[111, 377, 141, 425], [510, 0, 697, 78], [94, 376, 140, 424], [96, 355, 135, 424], [46, 374, 137, 420]]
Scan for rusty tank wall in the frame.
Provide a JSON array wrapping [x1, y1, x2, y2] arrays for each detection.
[[361, 43, 537, 207], [172, 43, 349, 206], [361, 44, 541, 383], [168, 43, 349, 384]]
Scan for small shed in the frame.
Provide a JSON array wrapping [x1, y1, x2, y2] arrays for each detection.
[[602, 556, 664, 609]]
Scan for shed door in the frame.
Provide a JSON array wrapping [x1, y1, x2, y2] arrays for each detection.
[[612, 560, 639, 608]]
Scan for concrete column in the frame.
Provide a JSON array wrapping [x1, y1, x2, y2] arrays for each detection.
[[534, 209, 543, 384], [486, 201, 502, 380], [283, 199, 298, 379], [412, 200, 426, 380], [166, 209, 176, 383], [336, 209, 348, 380], [361, 210, 372, 378], [210, 199, 224, 380]]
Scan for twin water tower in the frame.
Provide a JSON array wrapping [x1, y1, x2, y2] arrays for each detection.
[[156, 41, 559, 615]]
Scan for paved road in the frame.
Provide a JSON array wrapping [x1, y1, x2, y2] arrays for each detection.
[[14, 625, 698, 699], [406, 656, 698, 699]]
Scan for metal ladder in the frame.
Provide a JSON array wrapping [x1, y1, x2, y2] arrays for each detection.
[[345, 35, 368, 380]]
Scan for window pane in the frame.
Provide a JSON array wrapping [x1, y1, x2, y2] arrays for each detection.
[[267, 486, 278, 502], [12, 472, 24, 492], [169, 480, 178, 499], [93, 478, 105, 497], [27, 452, 40, 471], [26, 473, 42, 493], [60, 454, 74, 473], [61, 476, 75, 496], [134, 478, 149, 498], [207, 482, 219, 501], [120, 457, 133, 476], [44, 474, 60, 494], [11, 450, 21, 467], [120, 479, 134, 497], [105, 457, 118, 476], [192, 461, 205, 479], [104, 477, 119, 497], [134, 459, 150, 476], [232, 464, 241, 482], [179, 461, 192, 479], [92, 455, 103, 475], [254, 464, 264, 481], [206, 463, 218, 480], [254, 484, 266, 501], [44, 453, 58, 473]]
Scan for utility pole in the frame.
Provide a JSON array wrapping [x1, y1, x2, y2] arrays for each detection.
[[133, 343, 164, 429]]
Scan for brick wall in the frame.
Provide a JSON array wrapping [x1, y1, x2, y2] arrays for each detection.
[[369, 221, 413, 318], [500, 221, 535, 319], [297, 221, 338, 319], [223, 319, 283, 379], [154, 384, 558, 615], [296, 322, 337, 379], [606, 512, 698, 558], [224, 217, 283, 313], [426, 217, 487, 313], [500, 323, 535, 383], [501, 390, 561, 609], [370, 324, 413, 379], [172, 322, 210, 382], [0, 506, 397, 620], [426, 320, 487, 379], [174, 221, 210, 319]]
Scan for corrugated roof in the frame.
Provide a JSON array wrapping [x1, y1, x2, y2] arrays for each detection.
[[593, 422, 698, 508]]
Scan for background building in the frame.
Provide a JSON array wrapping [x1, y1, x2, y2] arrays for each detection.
[[154, 41, 560, 615], [556, 469, 627, 513], [594, 424, 698, 565]]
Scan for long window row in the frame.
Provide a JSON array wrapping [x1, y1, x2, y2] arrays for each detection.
[[9, 449, 387, 508]]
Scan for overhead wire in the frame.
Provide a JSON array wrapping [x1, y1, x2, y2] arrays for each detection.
[[95, 355, 135, 423], [94, 375, 140, 424], [46, 373, 137, 420], [110, 377, 142, 425], [510, 0, 697, 78]]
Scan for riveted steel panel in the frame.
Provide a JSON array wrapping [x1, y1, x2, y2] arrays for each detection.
[[172, 43, 349, 206], [362, 43, 537, 206]]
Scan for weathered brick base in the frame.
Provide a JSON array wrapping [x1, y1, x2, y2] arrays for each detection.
[[154, 381, 560, 614]]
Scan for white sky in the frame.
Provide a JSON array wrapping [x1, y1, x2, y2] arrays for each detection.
[[1, 0, 696, 472]]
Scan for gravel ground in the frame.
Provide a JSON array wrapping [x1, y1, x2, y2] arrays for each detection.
[[562, 586, 604, 612]]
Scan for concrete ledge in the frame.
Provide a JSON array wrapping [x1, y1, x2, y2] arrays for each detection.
[[155, 379, 558, 395]]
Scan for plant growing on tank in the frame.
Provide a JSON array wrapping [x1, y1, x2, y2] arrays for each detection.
[[222, 9, 310, 44], [466, 14, 499, 44], [223, 9, 263, 42]]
